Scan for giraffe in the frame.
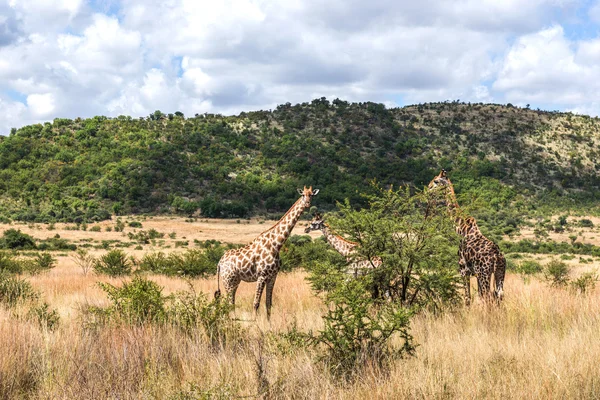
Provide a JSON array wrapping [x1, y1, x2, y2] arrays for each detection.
[[304, 213, 382, 277], [215, 186, 319, 319], [428, 169, 505, 305]]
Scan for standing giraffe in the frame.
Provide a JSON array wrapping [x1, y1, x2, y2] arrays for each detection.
[[304, 212, 382, 276], [215, 186, 319, 319], [429, 170, 505, 305]]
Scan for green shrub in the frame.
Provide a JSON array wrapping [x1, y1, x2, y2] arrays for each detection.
[[0, 274, 38, 307], [570, 271, 598, 294], [28, 302, 60, 331], [98, 277, 166, 324], [544, 260, 570, 287], [128, 221, 143, 228], [0, 229, 36, 250], [89, 225, 102, 232], [516, 260, 542, 275], [139, 247, 224, 277], [94, 250, 132, 276], [305, 279, 414, 379], [168, 287, 237, 346], [0, 252, 22, 274]]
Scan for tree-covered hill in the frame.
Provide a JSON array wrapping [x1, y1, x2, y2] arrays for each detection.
[[1, 99, 600, 230]]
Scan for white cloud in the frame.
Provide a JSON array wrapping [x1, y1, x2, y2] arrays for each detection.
[[0, 0, 599, 133], [493, 25, 600, 107], [27, 93, 56, 117]]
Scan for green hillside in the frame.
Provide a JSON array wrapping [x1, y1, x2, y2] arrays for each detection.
[[1, 99, 600, 235]]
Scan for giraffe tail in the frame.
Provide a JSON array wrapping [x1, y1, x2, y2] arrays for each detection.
[[214, 261, 222, 299]]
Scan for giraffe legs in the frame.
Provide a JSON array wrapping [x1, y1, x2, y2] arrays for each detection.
[[494, 258, 506, 302], [222, 272, 241, 306], [459, 258, 471, 306], [253, 276, 268, 319], [265, 275, 277, 320], [476, 273, 493, 303], [462, 273, 471, 306]]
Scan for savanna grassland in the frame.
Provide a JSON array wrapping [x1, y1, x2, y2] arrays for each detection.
[[1, 217, 600, 399]]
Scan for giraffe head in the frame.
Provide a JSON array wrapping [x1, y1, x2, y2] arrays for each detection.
[[297, 186, 319, 208], [428, 169, 451, 190], [304, 212, 325, 233]]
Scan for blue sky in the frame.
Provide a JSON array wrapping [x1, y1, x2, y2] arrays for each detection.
[[1, 0, 600, 134]]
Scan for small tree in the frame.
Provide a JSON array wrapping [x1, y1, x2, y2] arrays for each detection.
[[72, 249, 95, 276], [315, 185, 462, 309], [94, 250, 132, 277]]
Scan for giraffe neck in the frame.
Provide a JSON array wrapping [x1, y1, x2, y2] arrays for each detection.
[[321, 224, 356, 257], [258, 195, 308, 253], [443, 183, 480, 238]]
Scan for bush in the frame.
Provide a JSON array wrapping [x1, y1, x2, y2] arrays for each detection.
[[544, 260, 570, 287], [72, 249, 95, 276], [305, 279, 414, 379], [94, 250, 132, 277], [570, 271, 598, 294], [98, 277, 166, 324], [28, 302, 60, 331], [0, 252, 22, 274], [516, 260, 542, 275], [89, 225, 102, 232], [128, 221, 143, 228], [319, 185, 461, 308], [0, 274, 38, 307], [168, 287, 237, 346], [0, 229, 36, 250], [139, 247, 225, 277]]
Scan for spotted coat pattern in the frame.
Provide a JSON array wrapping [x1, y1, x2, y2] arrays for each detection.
[[304, 213, 382, 277], [429, 170, 506, 305], [215, 186, 319, 319]]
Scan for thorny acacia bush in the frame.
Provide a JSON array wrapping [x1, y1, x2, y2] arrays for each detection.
[[309, 185, 462, 309], [298, 185, 460, 379], [303, 278, 415, 380]]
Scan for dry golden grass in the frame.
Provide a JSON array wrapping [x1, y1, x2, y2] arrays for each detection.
[[2, 219, 600, 398]]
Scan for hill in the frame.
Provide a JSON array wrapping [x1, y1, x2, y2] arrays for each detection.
[[1, 99, 600, 234]]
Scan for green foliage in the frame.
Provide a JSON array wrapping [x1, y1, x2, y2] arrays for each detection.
[[3, 100, 600, 226], [168, 287, 237, 346], [0, 273, 38, 307], [516, 260, 543, 275], [127, 229, 164, 243], [128, 221, 143, 228], [280, 237, 336, 272], [138, 247, 226, 277], [72, 249, 94, 275], [570, 271, 598, 294], [90, 278, 239, 345], [93, 249, 132, 276], [0, 229, 36, 250], [0, 252, 22, 274], [28, 302, 60, 331], [544, 260, 571, 287], [316, 185, 462, 309], [98, 277, 166, 324], [305, 279, 415, 380]]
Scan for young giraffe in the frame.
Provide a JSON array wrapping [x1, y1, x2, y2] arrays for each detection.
[[304, 212, 382, 277], [215, 186, 319, 319], [429, 170, 505, 305]]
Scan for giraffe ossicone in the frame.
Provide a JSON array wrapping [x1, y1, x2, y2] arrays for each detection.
[[429, 170, 506, 305], [215, 186, 319, 319]]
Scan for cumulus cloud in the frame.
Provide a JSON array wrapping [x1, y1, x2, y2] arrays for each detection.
[[0, 0, 598, 134], [493, 25, 600, 108]]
